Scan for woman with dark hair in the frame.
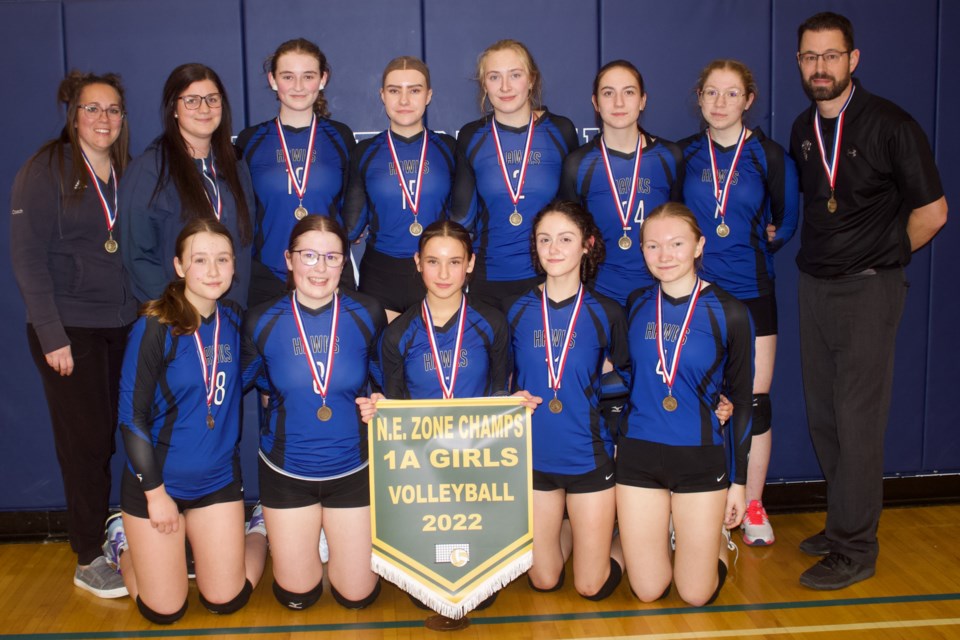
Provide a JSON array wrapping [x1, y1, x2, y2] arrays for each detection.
[[679, 59, 799, 547], [242, 215, 385, 612], [451, 40, 579, 313], [343, 56, 456, 322], [617, 202, 753, 607], [10, 70, 137, 598], [506, 200, 627, 601], [237, 39, 356, 307], [104, 218, 266, 624], [120, 63, 254, 307], [560, 60, 684, 307]]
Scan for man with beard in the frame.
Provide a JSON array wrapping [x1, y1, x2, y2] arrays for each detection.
[[789, 12, 947, 590]]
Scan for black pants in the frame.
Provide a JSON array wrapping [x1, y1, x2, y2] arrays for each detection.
[[27, 324, 130, 565], [798, 269, 907, 567]]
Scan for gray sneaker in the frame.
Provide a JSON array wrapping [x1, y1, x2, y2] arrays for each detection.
[[74, 556, 128, 598]]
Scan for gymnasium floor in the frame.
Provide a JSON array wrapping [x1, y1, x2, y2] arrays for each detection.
[[1, 505, 958, 639]]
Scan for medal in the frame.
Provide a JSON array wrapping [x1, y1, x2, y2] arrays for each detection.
[[814, 85, 856, 216], [276, 115, 318, 220], [422, 296, 468, 399], [200, 155, 222, 220], [655, 278, 701, 412], [491, 114, 535, 228], [542, 283, 584, 413], [386, 130, 429, 238], [80, 151, 119, 254], [193, 305, 221, 429], [600, 134, 644, 250], [290, 290, 340, 422], [707, 126, 747, 237]]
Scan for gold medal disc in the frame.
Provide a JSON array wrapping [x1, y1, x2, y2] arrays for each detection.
[[104, 238, 119, 254], [827, 197, 838, 213], [409, 221, 423, 236], [548, 398, 563, 414], [662, 395, 678, 412], [294, 205, 309, 220], [509, 211, 523, 226], [206, 413, 215, 429], [716, 223, 730, 238], [618, 235, 632, 250], [317, 405, 333, 422]]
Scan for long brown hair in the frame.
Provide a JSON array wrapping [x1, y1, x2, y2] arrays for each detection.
[[284, 215, 348, 291], [34, 70, 130, 200], [142, 217, 235, 335], [265, 38, 332, 118], [152, 63, 251, 245], [530, 200, 605, 282]]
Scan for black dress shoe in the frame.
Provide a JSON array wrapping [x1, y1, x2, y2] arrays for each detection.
[[799, 529, 830, 556], [799, 552, 875, 590]]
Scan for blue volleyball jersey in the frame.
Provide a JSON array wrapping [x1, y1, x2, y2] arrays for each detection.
[[236, 118, 355, 280], [560, 133, 683, 304], [379, 297, 510, 399], [451, 112, 578, 281], [623, 284, 754, 484], [342, 130, 456, 258], [507, 286, 629, 475], [679, 129, 799, 299], [118, 302, 243, 500], [242, 290, 385, 480]]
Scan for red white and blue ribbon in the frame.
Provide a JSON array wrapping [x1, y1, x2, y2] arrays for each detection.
[[656, 279, 701, 396], [813, 84, 856, 197], [386, 130, 429, 216], [79, 150, 118, 235], [193, 304, 221, 413], [291, 291, 340, 404], [201, 156, 222, 220], [541, 283, 584, 394], [276, 114, 318, 204], [491, 114, 536, 212], [599, 135, 643, 232], [422, 296, 467, 399], [706, 126, 747, 220]]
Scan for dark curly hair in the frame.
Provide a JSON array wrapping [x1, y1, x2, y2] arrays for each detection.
[[530, 199, 605, 283]]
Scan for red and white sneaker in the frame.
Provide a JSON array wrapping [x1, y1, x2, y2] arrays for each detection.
[[742, 500, 775, 546]]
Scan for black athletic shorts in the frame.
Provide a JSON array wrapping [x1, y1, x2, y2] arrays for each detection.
[[616, 439, 728, 493], [468, 274, 543, 314], [121, 469, 243, 519], [258, 458, 370, 509], [358, 248, 424, 314], [533, 459, 616, 493], [741, 293, 777, 337]]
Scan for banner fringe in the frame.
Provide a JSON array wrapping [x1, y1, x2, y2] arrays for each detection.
[[372, 551, 532, 619]]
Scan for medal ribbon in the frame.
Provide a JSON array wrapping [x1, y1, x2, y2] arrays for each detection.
[[813, 84, 856, 196], [200, 156, 222, 220], [656, 278, 701, 395], [79, 151, 118, 235], [707, 126, 747, 219], [193, 305, 221, 414], [386, 130, 429, 216], [422, 296, 467, 399], [491, 114, 536, 210], [275, 115, 318, 203], [599, 135, 643, 232], [541, 284, 584, 393], [290, 291, 339, 404]]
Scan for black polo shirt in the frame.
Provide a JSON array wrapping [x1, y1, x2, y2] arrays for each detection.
[[790, 80, 943, 277]]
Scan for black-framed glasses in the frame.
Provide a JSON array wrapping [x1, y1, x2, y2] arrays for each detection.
[[179, 93, 223, 109], [797, 50, 850, 66], [78, 103, 124, 120], [292, 250, 345, 268]]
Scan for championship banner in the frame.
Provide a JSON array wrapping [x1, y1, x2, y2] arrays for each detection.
[[369, 397, 532, 619]]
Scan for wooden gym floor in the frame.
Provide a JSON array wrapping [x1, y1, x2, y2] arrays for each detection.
[[1, 505, 959, 639]]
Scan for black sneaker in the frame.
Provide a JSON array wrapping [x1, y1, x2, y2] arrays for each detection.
[[799, 530, 830, 556], [799, 552, 875, 590]]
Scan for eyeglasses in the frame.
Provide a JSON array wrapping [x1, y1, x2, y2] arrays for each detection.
[[292, 250, 345, 268], [699, 88, 747, 102], [797, 50, 850, 66], [179, 93, 223, 109], [78, 103, 124, 120]]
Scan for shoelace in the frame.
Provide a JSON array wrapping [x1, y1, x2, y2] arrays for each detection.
[[744, 501, 768, 526]]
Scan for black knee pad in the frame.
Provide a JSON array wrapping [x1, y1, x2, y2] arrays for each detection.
[[200, 579, 253, 614], [407, 591, 432, 610], [582, 558, 622, 601], [473, 591, 498, 611], [331, 579, 381, 609], [528, 567, 565, 592], [136, 595, 187, 625], [705, 559, 728, 606], [273, 578, 323, 611], [752, 394, 772, 436]]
